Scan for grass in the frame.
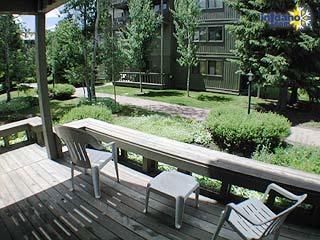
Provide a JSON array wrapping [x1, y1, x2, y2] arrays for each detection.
[[97, 85, 269, 110]]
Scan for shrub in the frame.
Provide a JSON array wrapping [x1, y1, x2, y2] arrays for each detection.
[[80, 97, 121, 113], [114, 115, 211, 144], [205, 106, 291, 156], [60, 105, 112, 123], [48, 84, 75, 100], [0, 96, 38, 114], [253, 146, 320, 174]]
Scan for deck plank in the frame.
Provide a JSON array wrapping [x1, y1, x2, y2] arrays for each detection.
[[0, 144, 319, 240]]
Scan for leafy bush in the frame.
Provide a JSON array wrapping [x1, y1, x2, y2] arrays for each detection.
[[60, 105, 112, 123], [48, 84, 75, 100], [80, 97, 121, 113], [114, 115, 211, 144], [0, 96, 38, 114], [206, 106, 291, 156], [253, 145, 320, 174]]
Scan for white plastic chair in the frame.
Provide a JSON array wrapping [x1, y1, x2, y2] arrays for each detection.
[[212, 183, 307, 240], [55, 126, 120, 199]]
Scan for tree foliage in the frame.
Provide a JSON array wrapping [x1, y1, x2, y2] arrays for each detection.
[[47, 19, 83, 86], [171, 0, 200, 97], [121, 0, 161, 71], [0, 14, 29, 102], [225, 0, 320, 106]]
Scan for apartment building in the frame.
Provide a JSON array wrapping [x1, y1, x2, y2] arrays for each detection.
[[111, 0, 241, 94]]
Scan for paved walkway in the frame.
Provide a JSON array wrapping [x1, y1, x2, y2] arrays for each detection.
[[75, 87, 211, 121], [75, 86, 320, 147]]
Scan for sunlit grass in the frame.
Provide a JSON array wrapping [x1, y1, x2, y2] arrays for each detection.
[[97, 85, 268, 110]]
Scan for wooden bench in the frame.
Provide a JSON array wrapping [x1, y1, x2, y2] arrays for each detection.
[[0, 117, 43, 152], [64, 118, 320, 227]]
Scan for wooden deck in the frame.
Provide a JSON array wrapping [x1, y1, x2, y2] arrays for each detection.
[[0, 144, 319, 240]]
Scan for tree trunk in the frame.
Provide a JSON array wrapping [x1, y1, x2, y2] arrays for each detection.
[[90, 0, 101, 101], [289, 85, 298, 105], [83, 5, 92, 101], [5, 17, 11, 102], [277, 83, 288, 110], [257, 81, 261, 98], [139, 71, 143, 93], [187, 65, 191, 97]]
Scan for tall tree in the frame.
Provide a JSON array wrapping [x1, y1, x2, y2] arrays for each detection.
[[99, 1, 124, 103], [121, 0, 161, 93], [171, 0, 200, 97], [47, 19, 83, 86], [64, 0, 96, 101], [225, 0, 320, 108], [0, 14, 24, 102]]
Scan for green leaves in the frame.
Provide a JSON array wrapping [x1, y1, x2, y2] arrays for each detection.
[[171, 0, 200, 68], [226, 0, 320, 102], [121, 0, 162, 70]]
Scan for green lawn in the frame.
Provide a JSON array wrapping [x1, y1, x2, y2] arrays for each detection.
[[97, 86, 269, 110]]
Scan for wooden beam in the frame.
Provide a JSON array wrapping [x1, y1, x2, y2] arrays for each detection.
[[38, 0, 69, 13], [0, 1, 37, 14], [35, 13, 58, 160]]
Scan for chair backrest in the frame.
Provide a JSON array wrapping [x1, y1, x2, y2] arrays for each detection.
[[263, 193, 307, 237], [55, 125, 101, 168]]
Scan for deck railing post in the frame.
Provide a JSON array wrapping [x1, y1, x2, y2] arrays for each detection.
[[142, 157, 157, 173]]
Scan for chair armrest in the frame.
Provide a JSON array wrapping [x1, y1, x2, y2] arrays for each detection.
[[262, 183, 303, 202], [226, 203, 275, 226]]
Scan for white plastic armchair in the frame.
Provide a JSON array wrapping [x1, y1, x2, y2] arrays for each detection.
[[212, 183, 307, 240], [55, 126, 120, 199]]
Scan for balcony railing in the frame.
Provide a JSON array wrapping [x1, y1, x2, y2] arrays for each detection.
[[117, 71, 169, 88]]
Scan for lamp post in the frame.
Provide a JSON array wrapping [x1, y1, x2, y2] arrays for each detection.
[[247, 71, 254, 114]]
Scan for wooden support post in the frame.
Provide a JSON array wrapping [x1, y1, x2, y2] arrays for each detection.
[[220, 181, 231, 200], [118, 149, 128, 162], [4, 136, 10, 147], [35, 13, 58, 160], [142, 157, 157, 173]]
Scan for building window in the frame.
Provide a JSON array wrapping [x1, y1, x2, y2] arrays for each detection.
[[199, 60, 224, 76], [200, 0, 223, 9], [154, 2, 168, 11], [200, 0, 206, 9], [208, 60, 223, 76], [199, 61, 207, 75], [194, 27, 206, 42], [208, 0, 223, 9], [208, 26, 223, 41], [194, 26, 224, 42]]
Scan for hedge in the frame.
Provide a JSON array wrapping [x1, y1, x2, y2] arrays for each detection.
[[60, 105, 112, 123], [206, 106, 291, 156], [48, 84, 75, 100]]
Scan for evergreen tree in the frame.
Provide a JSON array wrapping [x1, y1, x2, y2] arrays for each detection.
[[171, 0, 200, 97], [225, 0, 320, 108], [0, 14, 24, 102], [121, 0, 161, 93]]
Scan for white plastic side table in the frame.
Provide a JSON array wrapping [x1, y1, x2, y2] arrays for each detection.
[[144, 171, 200, 229]]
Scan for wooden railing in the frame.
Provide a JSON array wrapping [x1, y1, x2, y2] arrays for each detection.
[[64, 118, 320, 227], [0, 117, 43, 153], [118, 72, 168, 87]]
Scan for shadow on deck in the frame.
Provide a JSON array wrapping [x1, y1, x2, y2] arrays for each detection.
[[0, 144, 319, 240]]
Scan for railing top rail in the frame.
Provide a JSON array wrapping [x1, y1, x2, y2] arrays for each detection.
[[65, 118, 320, 193], [0, 117, 42, 137]]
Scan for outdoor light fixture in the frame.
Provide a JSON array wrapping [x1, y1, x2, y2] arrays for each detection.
[[247, 71, 254, 114]]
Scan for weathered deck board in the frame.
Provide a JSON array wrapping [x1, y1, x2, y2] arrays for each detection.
[[0, 144, 319, 240]]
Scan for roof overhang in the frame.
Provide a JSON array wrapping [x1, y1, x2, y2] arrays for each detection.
[[0, 0, 68, 14]]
